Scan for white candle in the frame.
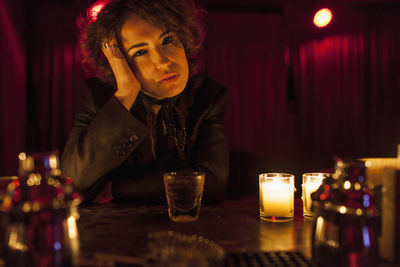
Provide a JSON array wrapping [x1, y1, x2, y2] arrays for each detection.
[[303, 182, 321, 211], [259, 173, 294, 221], [302, 173, 328, 217]]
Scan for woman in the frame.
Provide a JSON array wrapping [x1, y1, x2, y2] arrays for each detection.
[[61, 0, 229, 204]]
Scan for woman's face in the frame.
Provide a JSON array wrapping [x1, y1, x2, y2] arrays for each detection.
[[121, 15, 189, 100]]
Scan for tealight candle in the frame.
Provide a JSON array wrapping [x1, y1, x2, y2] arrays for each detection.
[[302, 173, 329, 217], [259, 173, 295, 222]]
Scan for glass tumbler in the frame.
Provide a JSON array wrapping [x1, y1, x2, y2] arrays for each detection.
[[163, 171, 205, 222]]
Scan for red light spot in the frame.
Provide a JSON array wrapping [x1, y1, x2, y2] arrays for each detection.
[[65, 177, 73, 184], [313, 8, 333, 28], [13, 179, 20, 187], [89, 2, 106, 21], [72, 192, 82, 200]]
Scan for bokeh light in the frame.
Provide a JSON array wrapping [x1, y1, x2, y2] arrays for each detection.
[[313, 8, 333, 28], [89, 2, 106, 21]]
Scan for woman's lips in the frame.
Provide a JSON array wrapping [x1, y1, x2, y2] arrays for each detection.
[[159, 73, 180, 85]]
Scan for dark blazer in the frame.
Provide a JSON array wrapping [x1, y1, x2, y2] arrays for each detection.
[[61, 75, 229, 204]]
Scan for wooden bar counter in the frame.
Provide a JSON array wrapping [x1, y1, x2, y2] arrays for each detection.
[[77, 197, 314, 265]]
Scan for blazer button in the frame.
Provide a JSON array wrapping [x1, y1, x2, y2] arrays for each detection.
[[116, 149, 126, 157], [130, 134, 139, 143]]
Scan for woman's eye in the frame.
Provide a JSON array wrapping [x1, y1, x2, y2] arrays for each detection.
[[162, 35, 174, 45], [132, 49, 147, 57]]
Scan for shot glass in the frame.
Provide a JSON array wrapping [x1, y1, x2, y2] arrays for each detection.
[[259, 173, 295, 222], [163, 171, 205, 222], [302, 173, 329, 217]]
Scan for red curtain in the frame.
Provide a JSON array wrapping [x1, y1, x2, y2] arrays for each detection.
[[0, 0, 26, 175], [205, 6, 400, 173], [24, 3, 85, 153], [292, 5, 400, 169], [204, 12, 298, 170]]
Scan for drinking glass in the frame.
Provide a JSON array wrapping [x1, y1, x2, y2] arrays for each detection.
[[163, 171, 205, 222]]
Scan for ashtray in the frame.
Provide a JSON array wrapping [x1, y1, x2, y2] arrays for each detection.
[[146, 231, 225, 267]]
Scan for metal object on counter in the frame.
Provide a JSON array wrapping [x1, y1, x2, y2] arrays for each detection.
[[0, 151, 81, 267], [311, 158, 379, 267]]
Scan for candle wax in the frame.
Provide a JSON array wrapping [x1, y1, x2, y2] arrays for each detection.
[[260, 181, 294, 217]]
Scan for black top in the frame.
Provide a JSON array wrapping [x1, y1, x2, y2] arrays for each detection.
[[61, 75, 229, 205]]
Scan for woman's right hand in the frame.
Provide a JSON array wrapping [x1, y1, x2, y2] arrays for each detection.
[[102, 38, 141, 110]]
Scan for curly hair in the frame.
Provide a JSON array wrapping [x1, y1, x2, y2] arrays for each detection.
[[77, 0, 206, 84]]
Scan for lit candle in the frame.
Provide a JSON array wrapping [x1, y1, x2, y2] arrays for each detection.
[[302, 173, 329, 217], [259, 173, 294, 221]]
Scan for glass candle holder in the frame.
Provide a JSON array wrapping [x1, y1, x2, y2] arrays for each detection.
[[302, 173, 329, 217], [259, 173, 295, 222]]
